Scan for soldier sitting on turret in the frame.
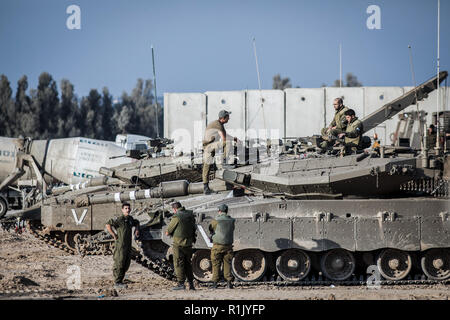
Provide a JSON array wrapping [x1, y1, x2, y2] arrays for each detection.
[[338, 109, 363, 155], [320, 98, 349, 151]]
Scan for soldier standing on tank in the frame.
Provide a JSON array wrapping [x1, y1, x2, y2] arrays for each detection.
[[208, 204, 235, 289], [105, 202, 140, 289], [338, 109, 363, 155], [320, 98, 349, 151], [426, 124, 437, 149], [165, 201, 197, 290], [202, 110, 236, 195]]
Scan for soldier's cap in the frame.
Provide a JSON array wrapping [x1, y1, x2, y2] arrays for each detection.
[[218, 204, 228, 213], [218, 110, 231, 119]]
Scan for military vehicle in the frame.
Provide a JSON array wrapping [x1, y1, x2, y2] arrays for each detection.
[[0, 134, 210, 218], [0, 136, 139, 218], [4, 71, 450, 286]]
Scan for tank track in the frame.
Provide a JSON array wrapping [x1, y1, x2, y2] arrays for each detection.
[[25, 222, 176, 280], [204, 276, 450, 288], [132, 247, 176, 281], [27, 222, 75, 254], [19, 222, 450, 288]]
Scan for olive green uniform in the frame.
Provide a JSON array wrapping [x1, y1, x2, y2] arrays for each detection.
[[202, 120, 230, 184], [166, 208, 197, 283], [208, 213, 235, 282], [106, 215, 139, 284], [320, 105, 349, 149], [343, 117, 363, 154]]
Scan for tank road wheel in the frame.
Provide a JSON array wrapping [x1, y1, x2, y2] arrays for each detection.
[[192, 250, 213, 282], [276, 249, 311, 281], [64, 232, 80, 251], [421, 249, 450, 280], [377, 249, 412, 281], [320, 249, 355, 281], [0, 197, 7, 219], [231, 249, 267, 282]]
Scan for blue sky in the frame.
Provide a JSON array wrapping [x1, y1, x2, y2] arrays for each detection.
[[0, 0, 448, 99]]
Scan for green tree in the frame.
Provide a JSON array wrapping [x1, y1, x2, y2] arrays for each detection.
[[58, 79, 80, 137], [345, 73, 362, 87], [272, 74, 292, 90], [333, 72, 363, 87], [114, 78, 159, 137], [79, 89, 102, 138], [0, 75, 14, 136], [34, 72, 60, 138], [14, 75, 38, 137], [100, 87, 115, 140]]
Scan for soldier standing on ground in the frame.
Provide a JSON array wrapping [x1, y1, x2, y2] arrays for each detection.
[[165, 201, 197, 290], [105, 202, 140, 289], [208, 204, 235, 289], [202, 110, 235, 195], [338, 109, 363, 154], [320, 98, 349, 151]]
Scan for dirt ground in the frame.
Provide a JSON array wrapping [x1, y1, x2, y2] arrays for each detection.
[[0, 228, 449, 301]]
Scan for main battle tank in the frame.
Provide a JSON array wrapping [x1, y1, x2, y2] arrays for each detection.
[[5, 71, 450, 286]]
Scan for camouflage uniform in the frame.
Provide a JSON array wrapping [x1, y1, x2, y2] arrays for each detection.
[[343, 117, 363, 154], [166, 208, 197, 283], [106, 215, 139, 284], [202, 120, 231, 184], [320, 105, 349, 149], [208, 213, 235, 282]]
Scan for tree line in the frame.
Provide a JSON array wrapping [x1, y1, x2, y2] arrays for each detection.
[[0, 71, 362, 140], [0, 72, 163, 141], [272, 72, 362, 90]]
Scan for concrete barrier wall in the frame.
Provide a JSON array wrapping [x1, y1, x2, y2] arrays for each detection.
[[164, 93, 206, 153], [285, 88, 325, 137], [363, 87, 405, 145], [205, 91, 246, 141], [164, 86, 450, 151], [246, 90, 284, 141]]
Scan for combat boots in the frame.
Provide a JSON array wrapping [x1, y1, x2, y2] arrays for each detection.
[[188, 280, 196, 291], [203, 183, 212, 195], [172, 282, 186, 290]]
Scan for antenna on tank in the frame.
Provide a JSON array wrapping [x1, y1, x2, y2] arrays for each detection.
[[339, 43, 342, 88], [408, 45, 424, 151], [251, 37, 267, 131], [435, 0, 441, 153], [151, 45, 160, 138]]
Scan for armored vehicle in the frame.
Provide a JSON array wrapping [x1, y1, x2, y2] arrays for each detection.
[[5, 71, 450, 286]]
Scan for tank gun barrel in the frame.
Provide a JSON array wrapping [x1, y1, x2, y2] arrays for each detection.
[[361, 71, 448, 134], [77, 180, 204, 207], [50, 176, 122, 195]]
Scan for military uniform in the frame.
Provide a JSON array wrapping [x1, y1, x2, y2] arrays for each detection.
[[208, 212, 235, 284], [106, 215, 139, 284], [343, 117, 363, 154], [166, 207, 197, 284], [202, 120, 231, 184], [320, 105, 349, 149]]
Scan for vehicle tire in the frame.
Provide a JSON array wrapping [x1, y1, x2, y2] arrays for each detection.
[[0, 197, 7, 219]]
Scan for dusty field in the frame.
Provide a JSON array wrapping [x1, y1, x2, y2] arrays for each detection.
[[0, 228, 449, 301]]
